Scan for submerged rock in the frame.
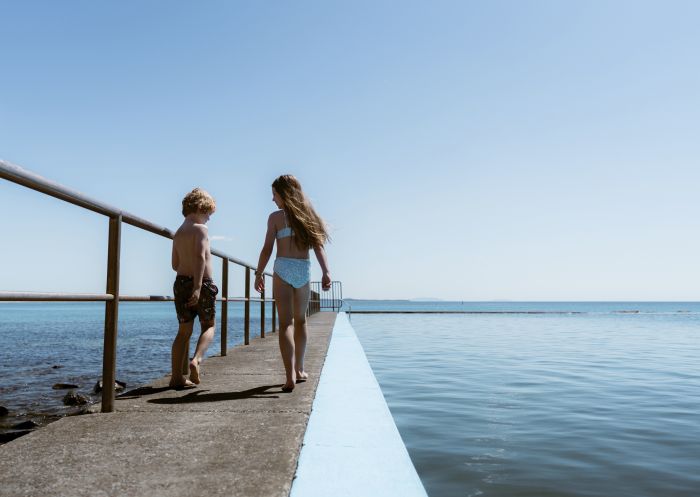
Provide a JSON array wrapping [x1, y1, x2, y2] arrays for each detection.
[[0, 430, 32, 444], [93, 380, 127, 394], [12, 420, 39, 430], [52, 365, 64, 369], [0, 406, 8, 417], [53, 383, 80, 390], [63, 392, 89, 406]]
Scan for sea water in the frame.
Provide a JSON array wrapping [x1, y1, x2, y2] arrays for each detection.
[[2, 301, 700, 497], [347, 301, 700, 497]]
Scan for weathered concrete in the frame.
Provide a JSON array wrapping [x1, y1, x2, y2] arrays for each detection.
[[0, 312, 337, 497]]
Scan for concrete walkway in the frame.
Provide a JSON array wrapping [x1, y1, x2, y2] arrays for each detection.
[[291, 312, 428, 497], [0, 312, 337, 497]]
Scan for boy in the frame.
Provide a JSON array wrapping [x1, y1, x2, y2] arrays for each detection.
[[170, 188, 218, 389]]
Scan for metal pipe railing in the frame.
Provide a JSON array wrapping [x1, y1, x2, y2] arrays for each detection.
[[309, 281, 343, 312], [102, 214, 121, 413], [244, 268, 251, 345], [1, 160, 277, 413], [221, 259, 229, 356], [0, 292, 115, 301]]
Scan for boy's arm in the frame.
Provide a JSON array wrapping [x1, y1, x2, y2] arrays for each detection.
[[171, 243, 179, 271], [187, 225, 209, 307], [254, 214, 276, 293], [312, 244, 332, 291]]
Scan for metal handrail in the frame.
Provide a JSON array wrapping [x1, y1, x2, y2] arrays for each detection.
[[0, 292, 284, 303], [0, 292, 115, 301], [0, 160, 260, 269], [308, 281, 343, 313], [0, 159, 285, 413]]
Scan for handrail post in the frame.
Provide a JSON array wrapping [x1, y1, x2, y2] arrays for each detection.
[[271, 286, 276, 333], [101, 214, 121, 413], [260, 280, 265, 338], [244, 267, 250, 345], [221, 259, 229, 356]]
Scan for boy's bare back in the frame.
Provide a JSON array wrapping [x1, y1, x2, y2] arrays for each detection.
[[172, 219, 213, 279]]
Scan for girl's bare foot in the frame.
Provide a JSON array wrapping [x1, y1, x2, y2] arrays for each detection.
[[189, 358, 201, 384], [295, 371, 309, 383], [169, 378, 196, 390], [282, 371, 296, 392]]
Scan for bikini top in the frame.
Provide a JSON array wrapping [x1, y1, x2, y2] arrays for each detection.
[[276, 226, 293, 239], [276, 211, 294, 239]]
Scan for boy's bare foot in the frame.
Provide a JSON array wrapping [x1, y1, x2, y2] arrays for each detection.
[[295, 371, 309, 383], [189, 359, 201, 384], [169, 378, 196, 390]]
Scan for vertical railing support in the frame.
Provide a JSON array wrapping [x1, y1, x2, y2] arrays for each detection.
[[101, 214, 121, 413], [271, 286, 276, 334], [244, 267, 250, 345], [221, 259, 229, 356], [260, 281, 265, 338]]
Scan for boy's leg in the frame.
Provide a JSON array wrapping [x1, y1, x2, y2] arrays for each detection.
[[273, 275, 296, 390], [292, 283, 311, 381], [181, 342, 190, 376], [189, 319, 215, 384], [171, 321, 195, 387]]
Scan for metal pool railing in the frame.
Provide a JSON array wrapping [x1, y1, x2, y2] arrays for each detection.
[[0, 160, 286, 413], [309, 281, 343, 313]]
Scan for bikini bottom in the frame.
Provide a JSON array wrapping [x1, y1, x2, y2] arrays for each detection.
[[273, 257, 311, 288]]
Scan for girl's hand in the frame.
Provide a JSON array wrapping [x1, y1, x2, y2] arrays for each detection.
[[254, 274, 265, 293], [322, 273, 331, 291]]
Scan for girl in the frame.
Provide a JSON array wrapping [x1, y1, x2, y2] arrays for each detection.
[[254, 175, 332, 392]]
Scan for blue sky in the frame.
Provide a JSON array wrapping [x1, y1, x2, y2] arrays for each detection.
[[1, 1, 699, 300]]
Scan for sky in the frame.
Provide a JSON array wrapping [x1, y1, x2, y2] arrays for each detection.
[[1, 1, 699, 301]]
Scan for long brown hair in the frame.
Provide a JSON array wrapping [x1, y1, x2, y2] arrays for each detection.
[[272, 174, 329, 250]]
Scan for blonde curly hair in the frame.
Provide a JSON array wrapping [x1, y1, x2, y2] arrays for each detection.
[[182, 188, 216, 217]]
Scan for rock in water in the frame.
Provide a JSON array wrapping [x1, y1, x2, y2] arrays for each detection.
[[0, 406, 8, 417], [63, 392, 89, 406], [53, 383, 80, 390], [12, 420, 39, 430], [94, 379, 127, 393], [0, 430, 32, 444]]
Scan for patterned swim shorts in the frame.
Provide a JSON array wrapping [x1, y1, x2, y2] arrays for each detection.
[[173, 276, 218, 324]]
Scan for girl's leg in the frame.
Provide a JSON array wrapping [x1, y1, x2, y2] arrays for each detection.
[[274, 275, 296, 390], [293, 283, 311, 381]]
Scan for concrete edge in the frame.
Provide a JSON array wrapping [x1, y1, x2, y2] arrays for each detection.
[[290, 312, 428, 497]]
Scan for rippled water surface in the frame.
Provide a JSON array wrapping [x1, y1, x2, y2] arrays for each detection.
[[0, 302, 273, 434], [349, 302, 700, 497]]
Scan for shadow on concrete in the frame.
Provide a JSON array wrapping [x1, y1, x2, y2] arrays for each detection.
[[147, 385, 284, 404], [117, 386, 173, 400]]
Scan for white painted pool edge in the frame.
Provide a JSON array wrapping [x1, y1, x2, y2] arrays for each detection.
[[290, 312, 428, 497]]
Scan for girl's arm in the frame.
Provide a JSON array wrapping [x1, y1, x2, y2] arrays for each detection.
[[313, 244, 331, 290], [254, 214, 276, 293]]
